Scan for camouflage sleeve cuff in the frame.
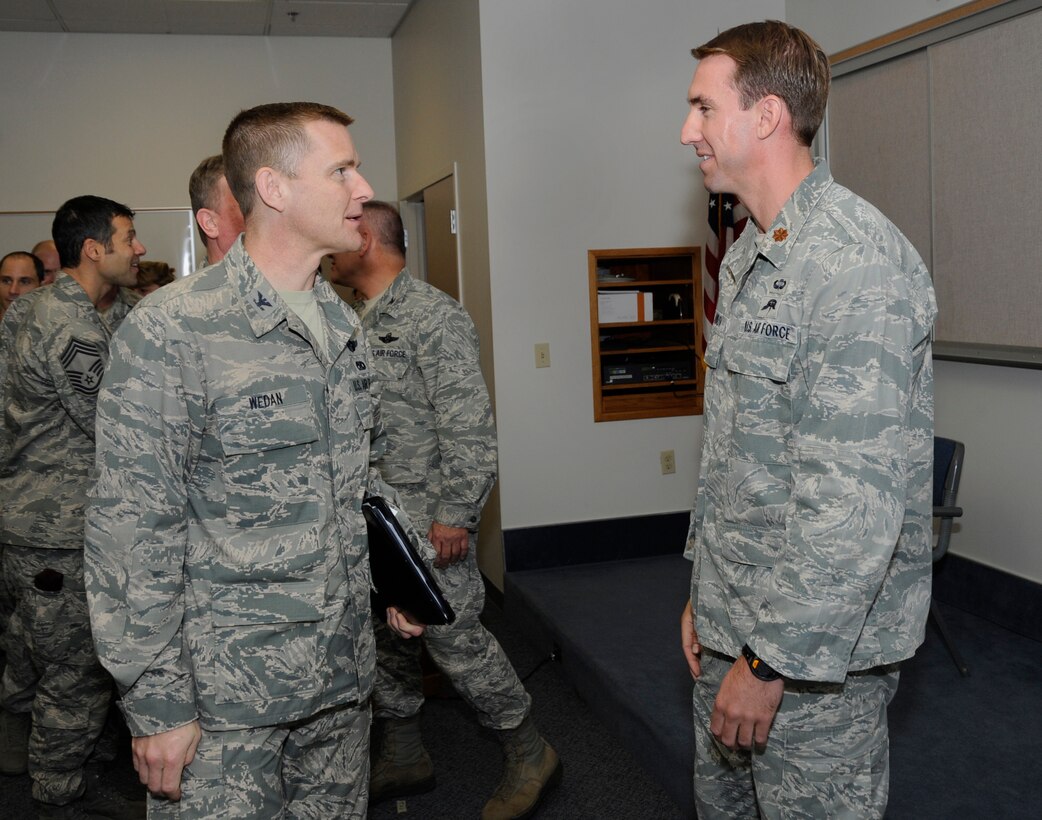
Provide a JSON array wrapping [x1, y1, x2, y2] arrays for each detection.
[[119, 692, 198, 738], [434, 501, 481, 531]]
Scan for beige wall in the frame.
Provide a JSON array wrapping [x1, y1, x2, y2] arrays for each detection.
[[392, 0, 504, 583], [0, 32, 397, 216]]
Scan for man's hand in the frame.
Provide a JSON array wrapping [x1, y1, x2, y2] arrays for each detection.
[[428, 521, 469, 568], [131, 720, 202, 801], [710, 656, 784, 750], [681, 599, 702, 678], [386, 606, 426, 638]]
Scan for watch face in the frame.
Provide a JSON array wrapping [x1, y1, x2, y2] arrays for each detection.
[[742, 645, 781, 681]]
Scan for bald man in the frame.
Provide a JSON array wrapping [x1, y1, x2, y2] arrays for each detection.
[[30, 240, 60, 286]]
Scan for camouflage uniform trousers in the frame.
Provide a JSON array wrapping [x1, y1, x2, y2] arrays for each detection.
[[1, 543, 11, 656], [148, 701, 371, 819], [692, 648, 899, 820], [0, 545, 112, 804], [373, 535, 531, 730]]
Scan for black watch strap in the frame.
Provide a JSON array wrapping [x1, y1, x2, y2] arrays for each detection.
[[741, 644, 782, 682]]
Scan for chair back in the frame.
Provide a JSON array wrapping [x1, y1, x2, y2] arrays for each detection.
[[933, 437, 965, 562]]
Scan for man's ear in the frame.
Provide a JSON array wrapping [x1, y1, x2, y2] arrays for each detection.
[[195, 208, 219, 241], [254, 166, 286, 213], [82, 237, 103, 266], [757, 95, 784, 140], [357, 227, 372, 257]]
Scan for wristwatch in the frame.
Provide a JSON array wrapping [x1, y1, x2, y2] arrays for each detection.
[[741, 644, 782, 682]]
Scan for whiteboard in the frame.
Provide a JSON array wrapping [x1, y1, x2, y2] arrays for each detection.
[[0, 208, 202, 278]]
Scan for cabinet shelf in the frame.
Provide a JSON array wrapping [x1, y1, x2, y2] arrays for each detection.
[[598, 318, 695, 329], [589, 246, 704, 422], [600, 345, 694, 356], [597, 278, 694, 288], [601, 378, 700, 392]]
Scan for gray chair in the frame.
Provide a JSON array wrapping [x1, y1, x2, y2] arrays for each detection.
[[931, 436, 967, 676]]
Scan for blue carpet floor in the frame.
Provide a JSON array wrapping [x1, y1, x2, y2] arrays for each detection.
[[505, 553, 1042, 818]]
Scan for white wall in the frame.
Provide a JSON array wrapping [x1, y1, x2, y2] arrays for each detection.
[[786, 0, 1042, 584], [479, 0, 783, 530], [0, 31, 397, 223]]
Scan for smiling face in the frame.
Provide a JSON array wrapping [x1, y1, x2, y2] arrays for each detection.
[[280, 119, 374, 258], [95, 216, 147, 288], [0, 255, 41, 312], [681, 54, 761, 199]]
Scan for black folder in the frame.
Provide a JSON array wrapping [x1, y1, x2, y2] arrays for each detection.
[[363, 495, 456, 626]]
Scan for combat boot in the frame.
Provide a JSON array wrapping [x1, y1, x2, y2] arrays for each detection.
[[369, 715, 436, 804], [481, 716, 562, 820], [0, 707, 31, 774]]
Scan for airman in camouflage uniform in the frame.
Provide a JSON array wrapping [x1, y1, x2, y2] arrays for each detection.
[[0, 284, 44, 636], [85, 103, 423, 820], [0, 196, 143, 817], [679, 23, 937, 819], [328, 202, 561, 820]]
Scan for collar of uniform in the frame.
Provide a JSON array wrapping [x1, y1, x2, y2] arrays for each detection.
[[227, 236, 291, 338], [366, 267, 412, 322], [107, 287, 135, 324], [52, 270, 101, 312], [313, 274, 365, 357], [753, 158, 833, 270], [722, 218, 760, 285]]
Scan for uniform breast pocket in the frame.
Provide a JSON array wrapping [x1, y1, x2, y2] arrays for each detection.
[[718, 331, 797, 540], [724, 332, 797, 383], [216, 396, 321, 529], [211, 580, 322, 704], [372, 351, 412, 383]]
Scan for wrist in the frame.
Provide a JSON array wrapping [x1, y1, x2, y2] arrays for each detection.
[[741, 644, 782, 682]]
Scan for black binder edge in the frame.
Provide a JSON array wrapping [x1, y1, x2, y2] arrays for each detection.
[[362, 495, 455, 626]]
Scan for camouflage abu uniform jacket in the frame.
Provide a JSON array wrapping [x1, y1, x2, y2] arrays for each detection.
[[360, 270, 496, 534], [686, 161, 937, 683], [0, 291, 44, 481], [86, 237, 386, 736], [1, 272, 131, 549]]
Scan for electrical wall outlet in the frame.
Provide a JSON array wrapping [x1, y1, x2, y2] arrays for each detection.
[[660, 449, 676, 475], [535, 342, 551, 368]]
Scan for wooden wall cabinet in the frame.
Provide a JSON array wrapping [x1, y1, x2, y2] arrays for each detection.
[[589, 247, 703, 422]]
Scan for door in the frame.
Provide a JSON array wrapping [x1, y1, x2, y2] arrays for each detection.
[[421, 174, 460, 302]]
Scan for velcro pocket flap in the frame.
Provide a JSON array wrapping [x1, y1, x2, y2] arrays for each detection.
[[217, 394, 319, 456], [724, 333, 796, 383], [211, 580, 324, 627]]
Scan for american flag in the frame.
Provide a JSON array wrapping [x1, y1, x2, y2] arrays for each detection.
[[703, 193, 748, 352]]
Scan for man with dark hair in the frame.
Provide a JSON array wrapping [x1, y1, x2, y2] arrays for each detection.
[[678, 20, 936, 819], [0, 195, 145, 817], [329, 202, 561, 820], [86, 102, 422, 819], [0, 251, 44, 318], [188, 154, 245, 265], [30, 240, 61, 286]]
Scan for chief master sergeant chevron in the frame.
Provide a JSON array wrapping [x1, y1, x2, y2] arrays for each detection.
[[677, 21, 937, 819], [85, 102, 424, 819]]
